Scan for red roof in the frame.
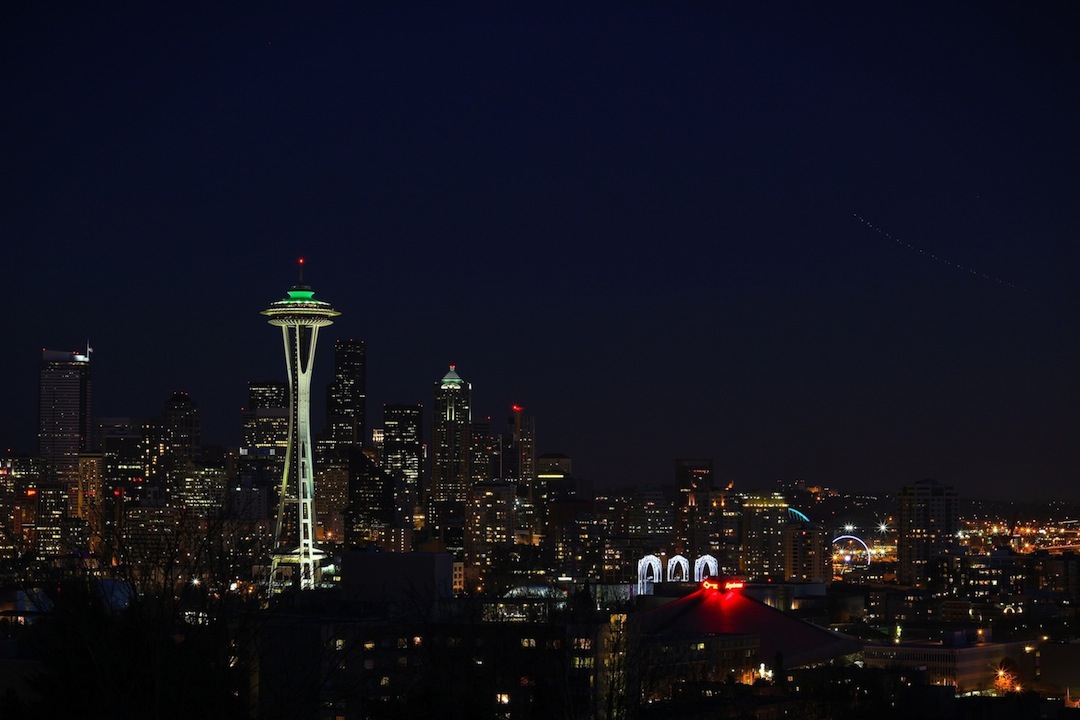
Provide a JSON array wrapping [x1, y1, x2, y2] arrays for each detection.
[[637, 586, 860, 668]]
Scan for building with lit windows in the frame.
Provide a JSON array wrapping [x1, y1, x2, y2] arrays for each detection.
[[469, 418, 499, 485], [142, 392, 201, 497], [510, 405, 536, 499], [243, 382, 289, 447], [674, 458, 714, 558], [429, 365, 471, 545], [784, 522, 830, 583], [324, 339, 366, 455], [465, 480, 516, 576], [863, 636, 1031, 693], [38, 348, 92, 511], [897, 479, 959, 586], [234, 382, 288, 521], [739, 492, 790, 579], [343, 452, 395, 549], [382, 403, 423, 550]]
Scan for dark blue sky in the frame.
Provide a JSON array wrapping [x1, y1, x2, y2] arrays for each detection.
[[3, 2, 1077, 500]]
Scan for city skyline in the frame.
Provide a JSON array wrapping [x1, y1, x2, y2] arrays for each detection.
[[2, 4, 1077, 501]]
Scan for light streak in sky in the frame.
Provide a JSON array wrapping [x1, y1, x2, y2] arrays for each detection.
[[854, 213, 1023, 291]]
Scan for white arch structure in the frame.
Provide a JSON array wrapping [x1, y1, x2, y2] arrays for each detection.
[[694, 554, 718, 582], [637, 555, 662, 595], [667, 555, 690, 582], [638, 554, 722, 593], [832, 535, 872, 568]]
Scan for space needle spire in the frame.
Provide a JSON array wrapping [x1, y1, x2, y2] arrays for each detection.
[[262, 259, 340, 592]]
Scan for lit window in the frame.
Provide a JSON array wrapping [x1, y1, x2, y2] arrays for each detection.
[[496, 693, 510, 705]]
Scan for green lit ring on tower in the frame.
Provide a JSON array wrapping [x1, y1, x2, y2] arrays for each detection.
[[262, 285, 340, 325]]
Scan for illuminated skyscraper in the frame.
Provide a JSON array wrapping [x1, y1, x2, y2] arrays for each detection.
[[38, 348, 92, 512], [242, 382, 289, 449], [262, 267, 339, 591], [429, 365, 471, 545], [325, 339, 366, 454], [510, 405, 536, 498], [143, 392, 201, 496], [234, 382, 288, 521], [674, 458, 714, 557], [383, 403, 423, 550], [897, 479, 958, 586], [738, 492, 790, 580]]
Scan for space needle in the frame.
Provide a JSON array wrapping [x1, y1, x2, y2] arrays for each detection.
[[262, 259, 340, 592]]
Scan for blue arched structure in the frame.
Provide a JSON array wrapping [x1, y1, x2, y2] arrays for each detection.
[[789, 508, 810, 523]]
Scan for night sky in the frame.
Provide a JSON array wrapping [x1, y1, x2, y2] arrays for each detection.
[[3, 3, 1078, 501]]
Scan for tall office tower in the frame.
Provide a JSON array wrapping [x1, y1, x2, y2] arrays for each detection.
[[175, 467, 227, 518], [324, 339, 366, 455], [314, 459, 349, 542], [262, 270, 340, 592], [470, 419, 499, 484], [507, 406, 539, 546], [465, 480, 516, 581], [38, 348, 92, 511], [236, 382, 289, 519], [143, 392, 201, 496], [429, 365, 471, 540], [510, 405, 536, 489], [34, 484, 69, 555], [738, 492, 790, 580], [342, 451, 395, 549], [525, 453, 569, 556], [784, 523, 830, 584], [383, 403, 424, 550], [77, 454, 105, 550], [674, 458, 714, 557], [897, 479, 959, 586], [97, 418, 144, 493], [242, 382, 289, 449], [161, 392, 201, 483], [711, 491, 743, 576]]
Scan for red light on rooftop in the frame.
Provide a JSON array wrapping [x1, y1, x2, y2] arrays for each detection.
[[512, 404, 523, 412], [724, 581, 745, 591]]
